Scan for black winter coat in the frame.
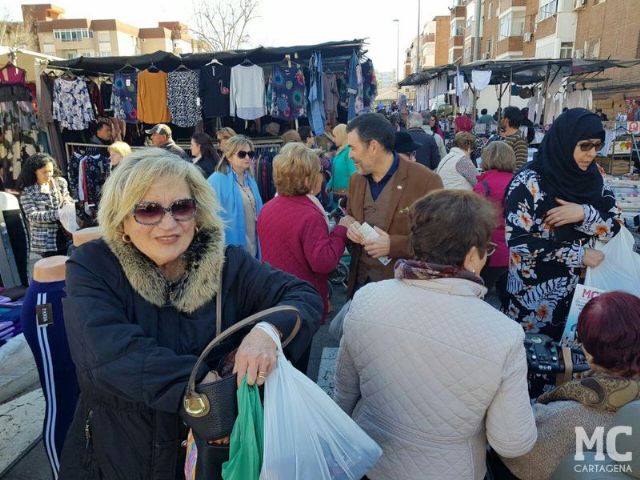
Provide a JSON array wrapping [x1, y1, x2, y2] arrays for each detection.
[[58, 228, 322, 480], [407, 128, 441, 171]]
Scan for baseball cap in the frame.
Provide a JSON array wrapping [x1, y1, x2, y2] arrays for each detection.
[[145, 124, 172, 137]]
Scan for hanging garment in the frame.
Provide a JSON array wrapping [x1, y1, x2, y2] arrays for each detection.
[[347, 52, 363, 121], [136, 69, 171, 124], [459, 87, 471, 111], [111, 72, 137, 124], [471, 70, 492, 91], [323, 72, 339, 126], [361, 60, 377, 112], [86, 79, 104, 117], [52, 77, 95, 130], [0, 64, 26, 85], [167, 69, 200, 127], [270, 65, 307, 121], [230, 64, 266, 120], [455, 69, 465, 99], [307, 53, 325, 134], [100, 81, 112, 113], [37, 74, 54, 126], [527, 94, 538, 123], [199, 64, 231, 118], [21, 280, 80, 479]]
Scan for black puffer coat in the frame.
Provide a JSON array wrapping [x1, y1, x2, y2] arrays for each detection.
[[58, 226, 322, 480]]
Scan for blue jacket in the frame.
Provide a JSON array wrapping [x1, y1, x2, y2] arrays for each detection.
[[208, 169, 263, 256]]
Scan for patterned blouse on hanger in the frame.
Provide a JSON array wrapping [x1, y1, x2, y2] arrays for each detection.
[[52, 77, 95, 130], [167, 69, 200, 127]]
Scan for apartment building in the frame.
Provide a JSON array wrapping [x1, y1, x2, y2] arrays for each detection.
[[421, 16, 451, 68], [19, 3, 203, 59], [449, 0, 467, 62]]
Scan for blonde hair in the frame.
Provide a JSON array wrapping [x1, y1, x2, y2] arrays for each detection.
[[481, 141, 516, 172], [332, 124, 348, 148], [107, 141, 132, 158], [98, 148, 220, 243], [217, 135, 254, 173], [216, 127, 236, 142], [273, 143, 320, 196], [281, 129, 302, 145]]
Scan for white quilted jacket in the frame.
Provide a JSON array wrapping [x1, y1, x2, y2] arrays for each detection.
[[334, 278, 537, 480]]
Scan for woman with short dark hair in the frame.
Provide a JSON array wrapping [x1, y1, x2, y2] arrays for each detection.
[[19, 153, 73, 257], [190, 132, 220, 178], [503, 291, 640, 480], [335, 189, 536, 480]]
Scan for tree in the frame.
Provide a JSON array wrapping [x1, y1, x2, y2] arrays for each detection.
[[0, 8, 39, 51], [190, 0, 260, 52]]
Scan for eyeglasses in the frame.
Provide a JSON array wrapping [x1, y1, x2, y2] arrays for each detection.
[[577, 141, 603, 152], [132, 198, 197, 225], [236, 150, 256, 159], [486, 241, 497, 257]]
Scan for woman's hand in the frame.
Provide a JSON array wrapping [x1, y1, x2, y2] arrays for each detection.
[[232, 326, 277, 387], [545, 198, 585, 227], [346, 219, 364, 244], [583, 248, 605, 268]]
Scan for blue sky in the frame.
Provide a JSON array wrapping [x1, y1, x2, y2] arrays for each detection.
[[2, 0, 451, 72]]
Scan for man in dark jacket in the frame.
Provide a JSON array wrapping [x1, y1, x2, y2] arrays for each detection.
[[406, 112, 440, 170], [146, 124, 190, 160]]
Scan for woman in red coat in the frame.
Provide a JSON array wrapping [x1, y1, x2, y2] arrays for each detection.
[[258, 143, 353, 323], [474, 141, 515, 297]]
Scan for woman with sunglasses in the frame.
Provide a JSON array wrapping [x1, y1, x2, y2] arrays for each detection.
[[335, 190, 536, 480], [502, 108, 621, 342], [57, 149, 321, 480], [208, 135, 263, 257]]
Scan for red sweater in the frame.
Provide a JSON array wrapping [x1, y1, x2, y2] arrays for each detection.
[[257, 195, 347, 322]]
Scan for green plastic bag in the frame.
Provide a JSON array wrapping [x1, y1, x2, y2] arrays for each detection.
[[221, 375, 264, 480]]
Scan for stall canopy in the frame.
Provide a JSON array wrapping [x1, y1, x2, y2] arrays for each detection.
[[399, 58, 640, 87], [46, 39, 367, 76]]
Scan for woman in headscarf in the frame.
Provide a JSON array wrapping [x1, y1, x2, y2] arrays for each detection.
[[502, 108, 621, 341]]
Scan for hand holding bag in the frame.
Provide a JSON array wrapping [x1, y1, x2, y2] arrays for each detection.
[[181, 292, 301, 441]]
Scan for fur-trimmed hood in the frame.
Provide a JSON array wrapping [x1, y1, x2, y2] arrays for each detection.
[[105, 225, 225, 314]]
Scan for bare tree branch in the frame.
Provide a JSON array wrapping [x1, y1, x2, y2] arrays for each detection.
[[190, 0, 259, 52]]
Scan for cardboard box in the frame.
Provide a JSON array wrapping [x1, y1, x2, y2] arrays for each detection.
[[596, 156, 632, 175]]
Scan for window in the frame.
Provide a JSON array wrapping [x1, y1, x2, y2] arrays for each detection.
[[584, 38, 601, 58], [560, 42, 574, 58], [98, 32, 110, 42], [537, 0, 558, 22], [65, 51, 78, 59], [43, 43, 56, 54], [499, 13, 512, 40], [54, 28, 93, 42], [99, 51, 112, 57]]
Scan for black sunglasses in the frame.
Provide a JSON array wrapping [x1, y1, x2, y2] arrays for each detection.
[[132, 198, 197, 225], [236, 150, 256, 159], [577, 141, 603, 152]]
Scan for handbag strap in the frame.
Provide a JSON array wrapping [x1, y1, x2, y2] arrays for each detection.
[[186, 303, 301, 396]]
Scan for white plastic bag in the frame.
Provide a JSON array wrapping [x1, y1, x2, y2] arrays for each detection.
[[58, 202, 79, 233], [584, 226, 640, 296], [256, 322, 382, 480]]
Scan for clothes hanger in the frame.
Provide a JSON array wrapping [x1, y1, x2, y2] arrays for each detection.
[[174, 62, 191, 72], [206, 57, 223, 66], [240, 58, 254, 66], [116, 62, 137, 73], [147, 60, 160, 73]]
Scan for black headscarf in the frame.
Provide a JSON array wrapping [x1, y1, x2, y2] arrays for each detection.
[[525, 108, 606, 241]]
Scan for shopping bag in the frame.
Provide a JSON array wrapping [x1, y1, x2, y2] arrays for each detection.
[[256, 323, 382, 480], [221, 375, 264, 480], [584, 226, 640, 296]]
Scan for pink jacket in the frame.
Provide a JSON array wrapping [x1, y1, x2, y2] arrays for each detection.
[[473, 170, 513, 267]]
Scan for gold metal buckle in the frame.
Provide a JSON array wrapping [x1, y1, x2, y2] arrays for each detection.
[[183, 394, 210, 417]]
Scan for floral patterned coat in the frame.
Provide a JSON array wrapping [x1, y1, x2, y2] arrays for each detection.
[[502, 169, 621, 340]]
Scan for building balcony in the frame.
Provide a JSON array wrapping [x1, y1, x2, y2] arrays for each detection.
[[499, 0, 528, 11], [450, 6, 466, 19], [449, 35, 465, 48], [496, 36, 524, 56], [423, 33, 436, 43]]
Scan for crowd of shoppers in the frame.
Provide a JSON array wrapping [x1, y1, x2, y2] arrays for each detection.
[[15, 106, 638, 480]]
